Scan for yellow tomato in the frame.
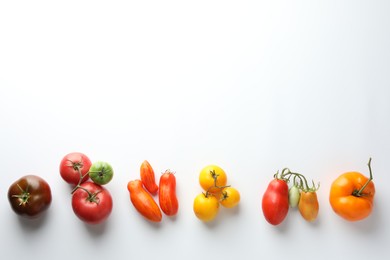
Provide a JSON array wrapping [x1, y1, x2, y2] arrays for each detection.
[[220, 187, 240, 208], [199, 165, 227, 194], [193, 193, 219, 222]]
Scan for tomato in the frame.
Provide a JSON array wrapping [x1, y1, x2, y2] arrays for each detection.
[[329, 162, 375, 222], [127, 179, 162, 222], [193, 193, 219, 222], [262, 178, 289, 225], [8, 175, 52, 218], [199, 165, 227, 195], [89, 161, 114, 185], [288, 185, 300, 208], [59, 152, 92, 186], [220, 187, 240, 208], [140, 160, 158, 195], [159, 171, 178, 216], [72, 181, 113, 224], [298, 191, 319, 222]]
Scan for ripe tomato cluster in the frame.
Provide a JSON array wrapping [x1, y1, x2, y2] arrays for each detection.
[[59, 152, 114, 225], [262, 168, 320, 225], [193, 165, 240, 222], [6, 156, 376, 225], [127, 160, 178, 222]]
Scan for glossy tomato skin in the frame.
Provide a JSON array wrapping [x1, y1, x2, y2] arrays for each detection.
[[89, 161, 114, 185], [159, 171, 178, 216], [262, 179, 289, 225], [220, 187, 240, 208], [60, 152, 92, 186], [8, 175, 52, 218], [199, 165, 227, 195], [72, 182, 113, 224], [193, 193, 219, 222], [298, 191, 319, 222], [127, 179, 162, 222], [329, 172, 375, 221], [140, 160, 159, 195]]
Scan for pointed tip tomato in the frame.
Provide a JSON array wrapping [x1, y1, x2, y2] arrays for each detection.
[[128, 179, 162, 222], [140, 160, 159, 195]]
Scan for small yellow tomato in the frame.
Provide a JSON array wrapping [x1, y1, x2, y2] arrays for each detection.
[[199, 165, 227, 194], [193, 193, 219, 222], [220, 187, 240, 208]]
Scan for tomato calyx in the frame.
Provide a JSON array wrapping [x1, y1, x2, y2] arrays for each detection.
[[352, 157, 374, 197], [66, 158, 84, 172], [78, 187, 102, 204], [12, 184, 31, 206], [220, 190, 229, 201], [204, 169, 230, 198]]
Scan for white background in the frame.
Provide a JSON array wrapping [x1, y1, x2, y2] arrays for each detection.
[[1, 1, 389, 259]]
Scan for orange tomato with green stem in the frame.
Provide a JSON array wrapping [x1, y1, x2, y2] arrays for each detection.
[[329, 158, 375, 221]]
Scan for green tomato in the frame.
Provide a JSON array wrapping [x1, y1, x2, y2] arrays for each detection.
[[288, 185, 300, 208], [89, 161, 114, 185]]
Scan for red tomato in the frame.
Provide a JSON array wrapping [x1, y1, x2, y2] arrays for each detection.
[[60, 152, 92, 186], [159, 171, 178, 216], [262, 178, 289, 225], [140, 160, 158, 195], [127, 179, 162, 222], [72, 182, 113, 224]]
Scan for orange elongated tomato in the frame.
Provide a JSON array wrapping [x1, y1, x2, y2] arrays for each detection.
[[329, 171, 375, 221], [127, 179, 162, 222], [140, 160, 158, 195], [159, 170, 178, 216], [298, 191, 319, 222]]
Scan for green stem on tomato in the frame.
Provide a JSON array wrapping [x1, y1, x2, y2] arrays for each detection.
[[12, 184, 31, 206], [204, 170, 230, 197], [280, 168, 319, 192], [353, 157, 373, 197], [71, 168, 90, 195]]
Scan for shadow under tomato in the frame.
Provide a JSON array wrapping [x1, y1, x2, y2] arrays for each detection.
[[17, 211, 51, 232], [164, 214, 178, 222], [341, 200, 382, 234], [84, 219, 110, 237], [201, 205, 241, 229]]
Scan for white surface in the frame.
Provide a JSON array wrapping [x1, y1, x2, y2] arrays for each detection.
[[1, 1, 390, 259]]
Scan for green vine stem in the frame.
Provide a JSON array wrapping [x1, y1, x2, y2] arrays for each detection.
[[352, 157, 373, 197], [204, 170, 230, 197], [69, 163, 101, 204], [276, 167, 319, 192]]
